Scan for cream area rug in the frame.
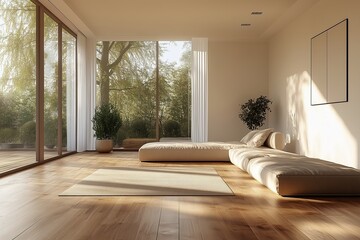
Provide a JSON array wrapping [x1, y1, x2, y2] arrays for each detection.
[[59, 167, 233, 196]]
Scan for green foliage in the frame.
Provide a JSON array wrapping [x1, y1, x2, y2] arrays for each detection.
[[130, 119, 150, 138], [163, 120, 181, 137], [0, 93, 17, 128], [0, 92, 36, 130], [239, 96, 272, 130], [62, 119, 67, 147], [167, 67, 191, 136], [92, 103, 122, 140], [0, 128, 18, 143], [20, 121, 36, 145], [16, 94, 36, 126], [115, 128, 128, 146], [0, 0, 37, 94], [44, 117, 57, 146]]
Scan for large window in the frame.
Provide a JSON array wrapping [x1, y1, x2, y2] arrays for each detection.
[[96, 41, 191, 149], [0, 0, 37, 171], [0, 0, 77, 174]]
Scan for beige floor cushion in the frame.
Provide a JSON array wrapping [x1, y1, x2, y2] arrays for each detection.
[[230, 148, 360, 196]]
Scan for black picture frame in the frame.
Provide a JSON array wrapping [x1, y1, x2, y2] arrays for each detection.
[[310, 19, 348, 106]]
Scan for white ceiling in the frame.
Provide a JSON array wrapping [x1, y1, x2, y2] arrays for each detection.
[[62, 0, 318, 41]]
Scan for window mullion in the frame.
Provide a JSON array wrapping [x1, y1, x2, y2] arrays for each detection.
[[36, 6, 45, 162]]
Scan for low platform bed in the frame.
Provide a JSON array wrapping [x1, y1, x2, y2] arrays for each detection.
[[139, 141, 246, 162], [139, 130, 286, 162], [139, 129, 360, 196]]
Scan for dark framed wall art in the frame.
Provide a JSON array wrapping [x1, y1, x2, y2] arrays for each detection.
[[311, 19, 348, 106]]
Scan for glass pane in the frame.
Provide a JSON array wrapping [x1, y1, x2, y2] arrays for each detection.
[[96, 41, 157, 149], [159, 41, 191, 140], [0, 0, 37, 173], [44, 13, 59, 159], [62, 29, 76, 153]]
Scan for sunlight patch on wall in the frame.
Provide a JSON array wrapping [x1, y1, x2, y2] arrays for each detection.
[[286, 71, 357, 168], [286, 72, 309, 154]]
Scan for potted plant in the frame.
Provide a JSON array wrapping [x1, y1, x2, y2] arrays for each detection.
[[92, 103, 122, 153], [239, 95, 272, 130]]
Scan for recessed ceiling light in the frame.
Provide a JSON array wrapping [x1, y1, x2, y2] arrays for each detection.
[[251, 11, 263, 15], [241, 23, 251, 27]]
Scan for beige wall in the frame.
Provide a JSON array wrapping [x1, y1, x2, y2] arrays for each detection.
[[208, 41, 268, 141], [268, 0, 360, 168]]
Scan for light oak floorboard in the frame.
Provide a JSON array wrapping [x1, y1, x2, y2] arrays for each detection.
[[0, 151, 359, 240]]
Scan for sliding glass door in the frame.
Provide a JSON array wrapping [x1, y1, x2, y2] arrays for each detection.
[[43, 12, 77, 160], [0, 0, 77, 175], [0, 0, 37, 172]]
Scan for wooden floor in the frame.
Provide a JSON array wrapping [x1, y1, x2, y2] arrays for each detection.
[[0, 151, 38, 174], [0, 150, 69, 175], [0, 152, 359, 240]]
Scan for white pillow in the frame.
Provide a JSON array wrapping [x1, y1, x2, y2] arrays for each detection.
[[247, 128, 274, 147], [240, 130, 258, 144]]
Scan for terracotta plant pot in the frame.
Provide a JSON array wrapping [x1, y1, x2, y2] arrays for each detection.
[[95, 139, 113, 153]]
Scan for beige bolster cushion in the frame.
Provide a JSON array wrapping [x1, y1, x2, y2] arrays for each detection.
[[264, 132, 285, 150]]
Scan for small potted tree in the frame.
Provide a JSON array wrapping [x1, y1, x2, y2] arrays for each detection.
[[239, 95, 272, 130], [92, 103, 122, 153]]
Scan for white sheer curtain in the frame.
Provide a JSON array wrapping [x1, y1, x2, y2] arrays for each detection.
[[191, 38, 208, 142], [77, 35, 96, 151], [76, 33, 87, 151]]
